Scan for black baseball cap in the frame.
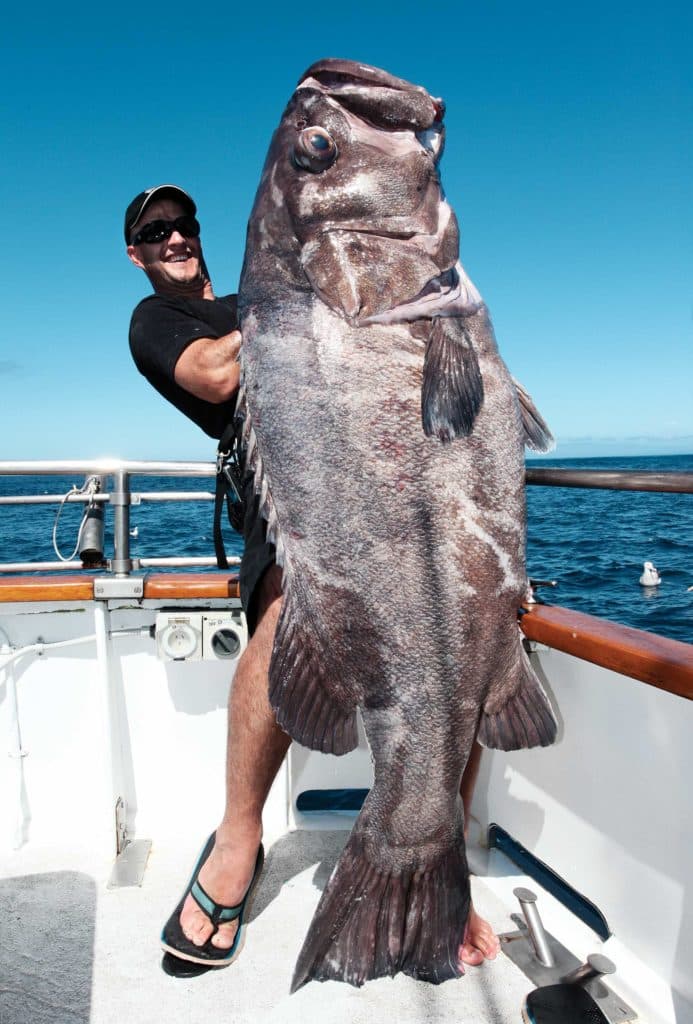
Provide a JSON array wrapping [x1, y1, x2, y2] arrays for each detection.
[[124, 184, 196, 243]]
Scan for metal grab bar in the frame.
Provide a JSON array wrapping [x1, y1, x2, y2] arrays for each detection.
[[526, 468, 693, 493], [0, 492, 215, 505], [0, 459, 216, 476], [1, 461, 690, 578], [2, 459, 690, 491]]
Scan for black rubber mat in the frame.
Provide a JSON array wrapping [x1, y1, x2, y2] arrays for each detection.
[[523, 984, 609, 1023]]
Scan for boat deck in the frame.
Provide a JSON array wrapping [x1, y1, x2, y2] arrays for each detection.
[[2, 828, 540, 1024]]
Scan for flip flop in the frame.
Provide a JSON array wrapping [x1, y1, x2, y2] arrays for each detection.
[[522, 983, 609, 1024], [161, 832, 265, 968]]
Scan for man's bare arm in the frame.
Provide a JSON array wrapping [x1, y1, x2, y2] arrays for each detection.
[[174, 330, 241, 403]]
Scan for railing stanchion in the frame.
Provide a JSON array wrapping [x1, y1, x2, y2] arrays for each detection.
[[111, 470, 131, 576]]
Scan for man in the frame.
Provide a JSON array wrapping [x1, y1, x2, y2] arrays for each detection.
[[125, 184, 499, 973]]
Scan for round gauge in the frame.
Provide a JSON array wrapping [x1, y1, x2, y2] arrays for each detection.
[[160, 622, 198, 660], [210, 628, 241, 659]]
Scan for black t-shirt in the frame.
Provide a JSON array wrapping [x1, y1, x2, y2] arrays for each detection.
[[129, 292, 238, 439]]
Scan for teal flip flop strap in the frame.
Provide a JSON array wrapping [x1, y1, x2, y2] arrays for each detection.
[[190, 879, 242, 926]]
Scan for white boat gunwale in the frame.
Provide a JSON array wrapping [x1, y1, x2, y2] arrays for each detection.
[[1, 459, 692, 1023]]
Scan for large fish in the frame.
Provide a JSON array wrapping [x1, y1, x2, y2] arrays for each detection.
[[237, 58, 557, 990]]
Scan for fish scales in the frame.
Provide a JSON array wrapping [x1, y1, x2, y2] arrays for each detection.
[[237, 57, 557, 990]]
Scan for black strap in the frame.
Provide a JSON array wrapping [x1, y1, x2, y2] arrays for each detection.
[[214, 422, 244, 570], [214, 469, 230, 569]]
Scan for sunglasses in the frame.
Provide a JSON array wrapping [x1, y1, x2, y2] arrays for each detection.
[[131, 215, 200, 246]]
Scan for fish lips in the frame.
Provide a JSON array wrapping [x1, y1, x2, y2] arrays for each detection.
[[417, 123, 446, 164], [298, 57, 443, 133]]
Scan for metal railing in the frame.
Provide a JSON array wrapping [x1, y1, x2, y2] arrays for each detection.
[[0, 460, 691, 576], [0, 459, 239, 575], [526, 467, 693, 494]]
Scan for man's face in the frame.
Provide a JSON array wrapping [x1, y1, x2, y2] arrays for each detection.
[[127, 198, 205, 293]]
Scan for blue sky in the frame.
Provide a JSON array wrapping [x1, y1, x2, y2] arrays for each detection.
[[2, 0, 691, 460]]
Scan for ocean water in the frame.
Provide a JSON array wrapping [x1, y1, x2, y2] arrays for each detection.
[[0, 454, 691, 644], [525, 453, 693, 644]]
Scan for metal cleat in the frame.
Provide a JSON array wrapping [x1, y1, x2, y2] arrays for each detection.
[[514, 887, 555, 967], [562, 952, 616, 991], [501, 888, 637, 1022]]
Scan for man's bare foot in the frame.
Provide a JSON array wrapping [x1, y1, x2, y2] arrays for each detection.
[[179, 826, 262, 950], [458, 905, 500, 967]]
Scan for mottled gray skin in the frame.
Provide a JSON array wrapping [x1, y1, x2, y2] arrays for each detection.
[[237, 59, 556, 990]]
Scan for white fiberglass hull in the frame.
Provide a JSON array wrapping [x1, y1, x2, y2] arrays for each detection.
[[1, 590, 691, 1023]]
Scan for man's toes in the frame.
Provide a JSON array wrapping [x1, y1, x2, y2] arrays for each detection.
[[181, 903, 214, 946], [211, 922, 238, 950], [188, 922, 213, 946], [458, 907, 500, 965], [470, 926, 498, 959], [459, 943, 485, 967], [477, 935, 499, 959]]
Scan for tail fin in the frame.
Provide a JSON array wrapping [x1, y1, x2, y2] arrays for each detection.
[[291, 830, 470, 991], [478, 642, 558, 750]]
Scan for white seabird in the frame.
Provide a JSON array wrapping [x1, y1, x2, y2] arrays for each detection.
[[639, 561, 661, 586]]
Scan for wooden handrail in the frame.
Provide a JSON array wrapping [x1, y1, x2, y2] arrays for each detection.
[[0, 575, 96, 602], [0, 574, 690, 701], [521, 603, 693, 701], [0, 573, 240, 603], [143, 573, 240, 600]]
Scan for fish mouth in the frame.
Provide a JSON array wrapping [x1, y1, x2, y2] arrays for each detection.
[[297, 58, 442, 132], [417, 123, 445, 163], [299, 58, 440, 99]]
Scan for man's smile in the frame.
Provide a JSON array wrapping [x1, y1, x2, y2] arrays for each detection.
[[127, 196, 211, 296]]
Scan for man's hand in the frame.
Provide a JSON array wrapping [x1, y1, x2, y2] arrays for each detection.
[[174, 330, 242, 403]]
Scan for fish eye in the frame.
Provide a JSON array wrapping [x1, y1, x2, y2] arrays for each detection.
[[292, 126, 338, 172]]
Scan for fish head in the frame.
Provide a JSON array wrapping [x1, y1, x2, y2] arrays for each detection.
[[242, 59, 463, 323], [287, 59, 446, 239]]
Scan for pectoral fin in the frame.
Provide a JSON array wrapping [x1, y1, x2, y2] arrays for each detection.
[[421, 318, 484, 441], [513, 377, 555, 452]]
